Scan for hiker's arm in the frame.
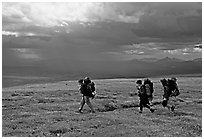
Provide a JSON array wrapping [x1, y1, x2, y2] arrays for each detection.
[[175, 84, 179, 91]]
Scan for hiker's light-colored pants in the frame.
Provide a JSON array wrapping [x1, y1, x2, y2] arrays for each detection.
[[79, 95, 94, 112]]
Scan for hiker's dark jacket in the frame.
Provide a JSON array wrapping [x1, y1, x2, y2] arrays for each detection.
[[80, 84, 93, 97], [138, 85, 149, 104]]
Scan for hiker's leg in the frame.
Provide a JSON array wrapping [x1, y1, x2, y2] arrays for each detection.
[[79, 96, 85, 112], [148, 95, 153, 106], [168, 98, 176, 111], [84, 96, 95, 113], [170, 104, 175, 111], [166, 99, 171, 110], [162, 98, 168, 108], [166, 104, 171, 110], [143, 99, 155, 113], [143, 98, 150, 109], [139, 100, 143, 112], [144, 103, 155, 113]]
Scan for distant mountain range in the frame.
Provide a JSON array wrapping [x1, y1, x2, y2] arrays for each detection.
[[3, 57, 202, 81], [108, 57, 202, 78]]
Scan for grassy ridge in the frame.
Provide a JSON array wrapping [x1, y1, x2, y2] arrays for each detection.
[[2, 77, 202, 137]]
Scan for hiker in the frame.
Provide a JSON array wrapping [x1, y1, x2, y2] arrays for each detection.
[[143, 78, 154, 106], [78, 78, 95, 113], [160, 77, 180, 112], [136, 80, 155, 113]]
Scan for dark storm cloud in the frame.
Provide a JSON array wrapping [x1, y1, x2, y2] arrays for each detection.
[[57, 22, 140, 50], [2, 2, 202, 67], [133, 3, 202, 40]]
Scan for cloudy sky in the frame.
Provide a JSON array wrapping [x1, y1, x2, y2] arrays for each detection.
[[2, 2, 202, 68]]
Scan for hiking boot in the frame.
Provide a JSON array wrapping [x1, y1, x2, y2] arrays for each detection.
[[77, 109, 83, 113], [171, 105, 175, 112]]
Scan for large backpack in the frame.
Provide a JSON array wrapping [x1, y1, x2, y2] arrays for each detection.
[[89, 82, 95, 92], [149, 82, 154, 94], [160, 79, 168, 87], [144, 80, 154, 95], [168, 79, 180, 97], [87, 82, 96, 98], [168, 79, 176, 90], [144, 84, 151, 96], [138, 85, 147, 97]]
